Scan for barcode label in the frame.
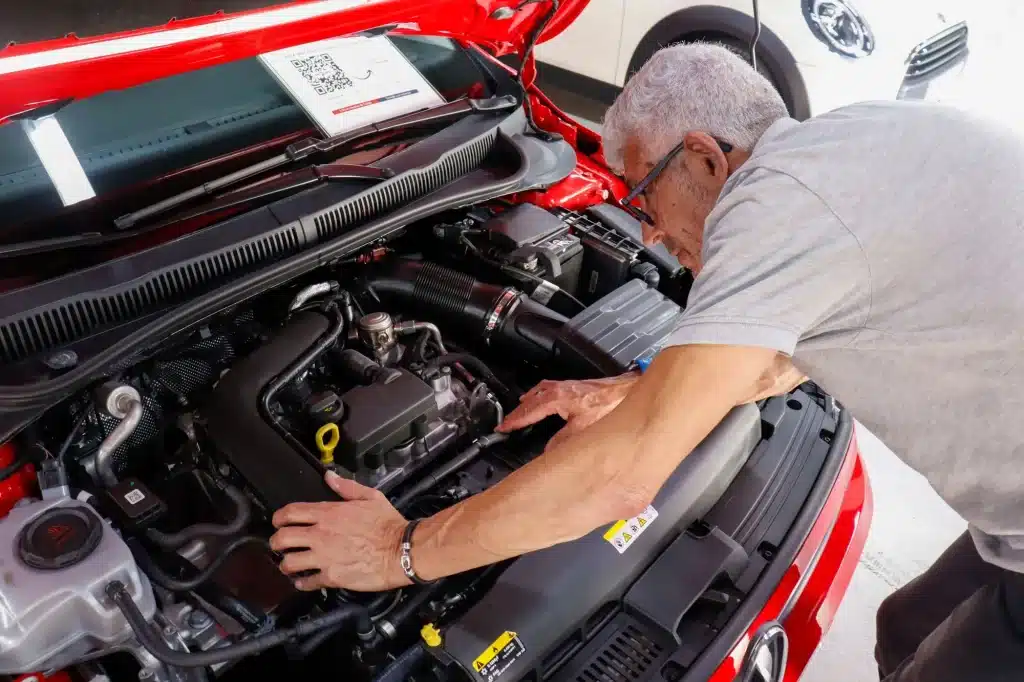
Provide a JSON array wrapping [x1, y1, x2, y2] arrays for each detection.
[[124, 489, 146, 505], [290, 53, 354, 96]]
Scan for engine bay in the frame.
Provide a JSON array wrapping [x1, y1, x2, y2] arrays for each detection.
[[0, 201, 707, 682]]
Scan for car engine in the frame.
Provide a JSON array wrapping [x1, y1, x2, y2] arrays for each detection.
[[0, 203, 695, 682]]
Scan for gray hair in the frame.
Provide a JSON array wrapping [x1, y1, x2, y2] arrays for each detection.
[[602, 43, 788, 172]]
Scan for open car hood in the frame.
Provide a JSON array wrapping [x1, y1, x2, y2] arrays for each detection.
[[0, 0, 587, 125]]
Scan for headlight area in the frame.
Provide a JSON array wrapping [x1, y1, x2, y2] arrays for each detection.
[[802, 0, 876, 58], [702, 420, 873, 682]]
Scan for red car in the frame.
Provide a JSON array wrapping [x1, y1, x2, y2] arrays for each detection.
[[0, 3, 871, 682]]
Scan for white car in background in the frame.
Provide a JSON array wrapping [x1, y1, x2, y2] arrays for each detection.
[[535, 0, 969, 120]]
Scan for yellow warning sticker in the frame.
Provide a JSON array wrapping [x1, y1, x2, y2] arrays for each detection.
[[603, 505, 658, 554], [473, 631, 526, 680]]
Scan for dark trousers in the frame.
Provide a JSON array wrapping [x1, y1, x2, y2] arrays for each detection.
[[875, 531, 1024, 681]]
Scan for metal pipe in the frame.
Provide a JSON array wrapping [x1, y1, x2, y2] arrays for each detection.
[[95, 384, 143, 487], [289, 281, 339, 311], [395, 320, 447, 355]]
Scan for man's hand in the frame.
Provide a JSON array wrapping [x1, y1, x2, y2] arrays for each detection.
[[498, 373, 640, 448], [269, 471, 411, 592]]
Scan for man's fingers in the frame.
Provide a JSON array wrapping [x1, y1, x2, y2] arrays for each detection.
[[269, 526, 316, 552], [278, 550, 320, 575], [272, 503, 324, 528], [325, 470, 378, 500], [498, 401, 560, 432]]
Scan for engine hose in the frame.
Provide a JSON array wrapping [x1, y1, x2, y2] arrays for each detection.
[[133, 535, 270, 592], [258, 306, 347, 461], [376, 579, 449, 639], [153, 549, 272, 633], [107, 580, 372, 668], [371, 644, 428, 682], [146, 479, 252, 550], [423, 353, 516, 403], [393, 433, 508, 511], [368, 259, 568, 364], [294, 591, 394, 657]]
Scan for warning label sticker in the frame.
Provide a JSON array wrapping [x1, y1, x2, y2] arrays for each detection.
[[473, 631, 526, 681], [602, 505, 658, 554]]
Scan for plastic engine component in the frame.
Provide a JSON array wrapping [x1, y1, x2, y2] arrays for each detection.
[[338, 370, 438, 473], [204, 311, 337, 510], [0, 498, 156, 674], [557, 279, 686, 374], [439, 403, 761, 682]]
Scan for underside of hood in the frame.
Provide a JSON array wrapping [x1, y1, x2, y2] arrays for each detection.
[[0, 0, 587, 124]]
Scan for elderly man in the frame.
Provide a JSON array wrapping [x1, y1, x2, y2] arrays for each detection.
[[269, 44, 1024, 680]]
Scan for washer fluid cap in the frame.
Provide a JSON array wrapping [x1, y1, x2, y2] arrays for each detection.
[[18, 506, 103, 570]]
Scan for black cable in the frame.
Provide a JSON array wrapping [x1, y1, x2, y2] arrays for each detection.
[[57, 408, 91, 465], [749, 0, 762, 71], [0, 452, 29, 482], [107, 580, 371, 667], [422, 353, 516, 403], [515, 0, 561, 134], [146, 479, 252, 550], [134, 535, 269, 592]]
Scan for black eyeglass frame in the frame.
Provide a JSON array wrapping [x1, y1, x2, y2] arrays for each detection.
[[618, 137, 734, 225]]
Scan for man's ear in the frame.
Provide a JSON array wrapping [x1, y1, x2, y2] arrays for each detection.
[[683, 131, 729, 182]]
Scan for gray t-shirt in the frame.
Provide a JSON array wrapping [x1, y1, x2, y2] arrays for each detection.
[[665, 100, 1024, 571]]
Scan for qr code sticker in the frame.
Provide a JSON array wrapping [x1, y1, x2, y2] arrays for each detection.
[[290, 54, 354, 96], [124, 489, 146, 505]]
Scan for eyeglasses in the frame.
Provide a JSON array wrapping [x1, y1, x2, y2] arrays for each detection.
[[618, 137, 734, 226]]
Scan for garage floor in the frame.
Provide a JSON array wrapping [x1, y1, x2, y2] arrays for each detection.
[[537, 3, 1016, 679]]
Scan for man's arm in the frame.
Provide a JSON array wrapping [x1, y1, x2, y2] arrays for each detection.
[[410, 343, 777, 580], [741, 353, 807, 404]]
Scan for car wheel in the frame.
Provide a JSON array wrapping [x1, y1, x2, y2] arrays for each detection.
[[627, 34, 793, 117]]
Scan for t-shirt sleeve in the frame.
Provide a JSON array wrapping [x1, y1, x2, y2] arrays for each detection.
[[664, 168, 871, 356]]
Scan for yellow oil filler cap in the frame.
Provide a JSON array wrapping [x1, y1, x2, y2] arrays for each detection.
[[315, 423, 340, 465], [420, 623, 442, 647]]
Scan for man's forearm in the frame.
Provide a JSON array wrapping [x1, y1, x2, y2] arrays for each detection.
[[407, 345, 776, 581]]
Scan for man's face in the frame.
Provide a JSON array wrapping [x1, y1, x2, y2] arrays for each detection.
[[621, 134, 732, 274]]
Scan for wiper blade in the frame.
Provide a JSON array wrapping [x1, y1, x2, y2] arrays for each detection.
[[0, 163, 391, 259], [163, 162, 394, 225], [113, 95, 517, 230]]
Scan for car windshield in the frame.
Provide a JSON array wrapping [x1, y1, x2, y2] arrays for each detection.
[[0, 34, 492, 243]]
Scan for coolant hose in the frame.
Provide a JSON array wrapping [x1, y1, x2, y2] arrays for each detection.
[[372, 644, 428, 682], [107, 580, 372, 667], [393, 433, 509, 510], [146, 479, 252, 550], [368, 260, 567, 363], [132, 535, 269, 592]]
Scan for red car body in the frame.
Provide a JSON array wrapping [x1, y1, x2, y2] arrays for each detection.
[[0, 2, 872, 680]]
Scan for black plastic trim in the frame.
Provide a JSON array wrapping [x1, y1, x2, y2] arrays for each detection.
[[675, 406, 854, 682]]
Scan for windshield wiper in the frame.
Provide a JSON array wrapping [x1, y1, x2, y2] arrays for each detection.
[[113, 95, 518, 230]]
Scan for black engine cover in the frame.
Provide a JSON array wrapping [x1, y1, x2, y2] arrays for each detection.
[[203, 312, 336, 510]]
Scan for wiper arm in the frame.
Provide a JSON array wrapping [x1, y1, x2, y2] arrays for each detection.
[[0, 163, 391, 259], [161, 162, 394, 225], [113, 95, 517, 230]]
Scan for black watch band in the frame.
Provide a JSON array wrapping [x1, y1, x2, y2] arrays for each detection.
[[400, 519, 433, 585]]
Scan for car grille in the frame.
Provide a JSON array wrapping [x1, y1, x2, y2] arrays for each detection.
[[904, 21, 968, 82]]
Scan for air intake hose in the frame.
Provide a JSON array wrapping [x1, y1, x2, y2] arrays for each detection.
[[368, 260, 568, 364]]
